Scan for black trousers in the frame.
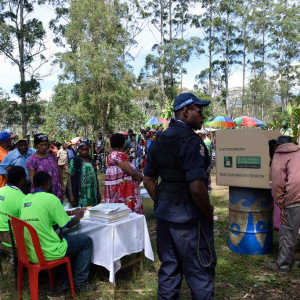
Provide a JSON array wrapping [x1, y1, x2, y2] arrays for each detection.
[[156, 218, 217, 300]]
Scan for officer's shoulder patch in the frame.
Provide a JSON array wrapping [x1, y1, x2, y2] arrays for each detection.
[[0, 196, 5, 201], [199, 144, 205, 156], [24, 202, 32, 208]]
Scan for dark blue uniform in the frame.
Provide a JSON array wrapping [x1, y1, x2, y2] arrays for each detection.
[[144, 119, 216, 300]]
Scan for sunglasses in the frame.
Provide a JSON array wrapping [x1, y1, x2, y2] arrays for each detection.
[[189, 107, 204, 115]]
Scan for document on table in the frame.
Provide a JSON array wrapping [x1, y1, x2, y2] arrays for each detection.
[[89, 203, 129, 214]]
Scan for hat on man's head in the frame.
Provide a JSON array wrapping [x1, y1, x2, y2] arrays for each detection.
[[277, 135, 293, 145], [282, 120, 288, 126], [173, 93, 211, 112], [0, 131, 12, 142], [15, 134, 27, 143]]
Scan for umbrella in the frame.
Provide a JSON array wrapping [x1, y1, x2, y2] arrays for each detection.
[[145, 117, 170, 126], [234, 116, 266, 127], [205, 116, 235, 128]]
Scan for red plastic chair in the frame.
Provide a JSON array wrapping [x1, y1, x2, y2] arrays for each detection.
[[9, 215, 76, 299]]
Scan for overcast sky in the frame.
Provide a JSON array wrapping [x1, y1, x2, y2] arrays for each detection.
[[0, 3, 243, 101]]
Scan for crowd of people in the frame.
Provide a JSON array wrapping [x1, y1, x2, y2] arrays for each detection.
[[0, 91, 299, 298], [0, 123, 177, 295]]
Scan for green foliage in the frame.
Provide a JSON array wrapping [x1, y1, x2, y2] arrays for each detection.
[[0, 0, 47, 134], [0, 0, 299, 133], [0, 87, 45, 133], [140, 0, 196, 110], [11, 78, 41, 97], [50, 0, 148, 134], [0, 88, 21, 130], [41, 83, 82, 140]]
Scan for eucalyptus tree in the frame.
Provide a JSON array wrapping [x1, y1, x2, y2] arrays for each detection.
[[0, 88, 20, 131], [213, 0, 243, 115], [0, 0, 47, 135], [42, 83, 82, 139], [58, 0, 136, 132], [268, 0, 300, 112], [192, 0, 243, 114], [192, 0, 220, 99], [142, 0, 195, 111]]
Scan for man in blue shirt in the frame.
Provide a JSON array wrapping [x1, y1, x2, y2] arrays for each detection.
[[0, 135, 36, 194], [143, 93, 216, 300]]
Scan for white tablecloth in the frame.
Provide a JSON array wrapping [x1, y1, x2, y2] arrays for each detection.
[[63, 213, 154, 285]]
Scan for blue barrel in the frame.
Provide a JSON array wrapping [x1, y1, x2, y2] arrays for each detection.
[[228, 186, 273, 255]]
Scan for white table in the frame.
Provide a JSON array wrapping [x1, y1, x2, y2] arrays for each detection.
[[63, 213, 154, 286]]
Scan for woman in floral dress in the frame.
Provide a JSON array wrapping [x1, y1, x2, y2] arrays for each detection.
[[26, 133, 64, 201], [104, 133, 144, 214]]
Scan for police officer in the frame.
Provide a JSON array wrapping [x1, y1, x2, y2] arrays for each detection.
[[143, 93, 216, 300]]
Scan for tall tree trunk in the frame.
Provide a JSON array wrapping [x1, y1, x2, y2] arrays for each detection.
[[262, 29, 265, 79], [208, 3, 213, 99], [169, 0, 174, 95], [159, 0, 165, 109], [279, 36, 285, 112], [253, 42, 257, 116], [18, 0, 27, 135], [242, 30, 246, 115], [224, 13, 229, 115], [180, 21, 183, 90]]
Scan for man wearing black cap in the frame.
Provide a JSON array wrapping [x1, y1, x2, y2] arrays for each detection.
[[143, 93, 216, 299], [266, 135, 300, 273]]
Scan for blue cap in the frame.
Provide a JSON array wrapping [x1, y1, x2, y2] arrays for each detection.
[[0, 131, 12, 142], [173, 93, 211, 112]]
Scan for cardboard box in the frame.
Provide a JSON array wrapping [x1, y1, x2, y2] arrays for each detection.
[[216, 128, 280, 189]]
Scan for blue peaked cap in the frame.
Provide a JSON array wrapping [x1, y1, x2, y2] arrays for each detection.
[[173, 93, 211, 112], [0, 131, 12, 142]]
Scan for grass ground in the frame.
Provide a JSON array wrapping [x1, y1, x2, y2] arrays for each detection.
[[0, 170, 300, 299]]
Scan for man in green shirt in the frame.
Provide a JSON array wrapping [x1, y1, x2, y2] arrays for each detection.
[[20, 171, 93, 293], [0, 166, 26, 236]]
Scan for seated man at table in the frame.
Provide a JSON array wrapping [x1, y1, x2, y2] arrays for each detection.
[[20, 171, 94, 293], [0, 166, 26, 234]]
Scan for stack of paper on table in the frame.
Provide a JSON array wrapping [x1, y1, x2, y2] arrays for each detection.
[[88, 203, 130, 223]]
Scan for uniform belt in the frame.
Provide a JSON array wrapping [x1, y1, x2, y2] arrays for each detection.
[[158, 192, 190, 203]]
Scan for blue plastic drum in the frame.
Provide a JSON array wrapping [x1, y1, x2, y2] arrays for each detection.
[[228, 186, 273, 255]]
